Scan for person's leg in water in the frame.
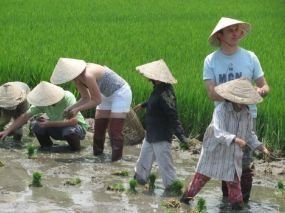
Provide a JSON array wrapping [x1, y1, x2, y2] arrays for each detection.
[[93, 110, 110, 155], [180, 173, 210, 204], [226, 174, 244, 210]]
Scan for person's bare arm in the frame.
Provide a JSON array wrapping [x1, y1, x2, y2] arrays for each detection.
[[204, 80, 224, 101], [255, 76, 270, 97], [67, 70, 102, 116], [37, 117, 78, 128], [0, 112, 33, 141]]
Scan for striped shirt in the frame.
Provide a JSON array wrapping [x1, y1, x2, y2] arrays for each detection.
[[196, 102, 262, 182]]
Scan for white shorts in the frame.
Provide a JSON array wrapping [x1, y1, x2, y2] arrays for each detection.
[[96, 84, 132, 113]]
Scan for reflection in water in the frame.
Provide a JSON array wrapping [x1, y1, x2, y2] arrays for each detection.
[[0, 133, 284, 212]]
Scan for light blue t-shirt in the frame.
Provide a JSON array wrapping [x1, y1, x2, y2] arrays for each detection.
[[203, 47, 264, 118]]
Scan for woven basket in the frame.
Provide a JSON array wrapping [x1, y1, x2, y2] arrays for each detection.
[[123, 108, 145, 145]]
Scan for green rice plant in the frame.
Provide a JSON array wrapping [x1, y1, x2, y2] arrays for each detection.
[[277, 181, 284, 190], [65, 177, 81, 186], [180, 142, 190, 150], [196, 197, 207, 213], [107, 183, 125, 192], [148, 173, 156, 191], [128, 179, 137, 193], [0, 0, 285, 154], [31, 171, 42, 187], [111, 170, 129, 176], [26, 143, 37, 158], [167, 180, 183, 196]]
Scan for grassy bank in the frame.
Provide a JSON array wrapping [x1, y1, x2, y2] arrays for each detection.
[[0, 0, 284, 152]]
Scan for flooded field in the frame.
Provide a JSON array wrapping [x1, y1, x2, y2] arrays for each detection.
[[0, 127, 284, 213]]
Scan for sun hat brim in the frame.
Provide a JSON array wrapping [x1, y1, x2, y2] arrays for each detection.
[[214, 79, 263, 105], [208, 17, 251, 47], [27, 81, 65, 106], [50, 58, 87, 85], [0, 83, 26, 109], [136, 59, 177, 84]]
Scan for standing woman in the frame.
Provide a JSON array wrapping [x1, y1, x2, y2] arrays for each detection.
[[50, 58, 132, 161]]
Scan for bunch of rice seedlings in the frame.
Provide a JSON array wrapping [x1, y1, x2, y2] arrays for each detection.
[[65, 177, 81, 186], [107, 183, 125, 192], [148, 173, 156, 191], [128, 179, 138, 193], [31, 171, 42, 187], [167, 180, 183, 196], [111, 170, 129, 176], [196, 197, 206, 213], [26, 143, 37, 158], [277, 181, 284, 190]]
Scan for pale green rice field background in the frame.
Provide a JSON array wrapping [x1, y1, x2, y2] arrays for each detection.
[[0, 0, 284, 152]]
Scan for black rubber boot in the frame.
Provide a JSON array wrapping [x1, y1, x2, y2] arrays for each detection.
[[65, 134, 81, 151], [241, 167, 254, 202], [222, 180, 228, 198], [93, 118, 109, 155], [35, 133, 53, 147]]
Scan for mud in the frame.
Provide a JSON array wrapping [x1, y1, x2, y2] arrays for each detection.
[[0, 125, 284, 213]]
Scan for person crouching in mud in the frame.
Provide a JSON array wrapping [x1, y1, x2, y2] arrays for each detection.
[[0, 82, 30, 141], [0, 81, 88, 151]]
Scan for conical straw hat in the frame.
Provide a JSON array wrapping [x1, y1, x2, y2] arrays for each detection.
[[7, 81, 30, 94], [50, 58, 87, 84], [136, 59, 177, 84], [214, 79, 262, 105], [0, 83, 26, 109], [27, 81, 64, 106], [208, 17, 251, 47]]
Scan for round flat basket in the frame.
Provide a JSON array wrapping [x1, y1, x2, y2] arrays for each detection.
[[123, 108, 145, 145]]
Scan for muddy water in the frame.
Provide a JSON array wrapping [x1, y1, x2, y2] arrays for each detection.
[[0, 129, 284, 213]]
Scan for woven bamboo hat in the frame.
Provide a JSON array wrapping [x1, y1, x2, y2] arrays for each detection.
[[50, 58, 87, 84], [215, 79, 262, 104], [136, 59, 177, 84], [0, 83, 26, 109], [27, 81, 64, 106], [209, 17, 251, 47]]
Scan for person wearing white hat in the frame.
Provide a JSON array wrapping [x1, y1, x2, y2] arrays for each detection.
[[0, 81, 88, 151], [133, 59, 183, 190], [203, 17, 270, 202], [0, 82, 30, 141], [50, 58, 132, 161], [180, 79, 270, 210]]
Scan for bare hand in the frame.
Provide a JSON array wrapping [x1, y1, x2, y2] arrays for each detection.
[[0, 131, 9, 141], [63, 108, 77, 119], [262, 147, 270, 155], [234, 137, 246, 149], [256, 87, 266, 97]]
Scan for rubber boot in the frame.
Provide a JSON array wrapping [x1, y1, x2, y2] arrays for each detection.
[[65, 134, 81, 151], [108, 118, 125, 162], [93, 118, 109, 155], [241, 167, 254, 202], [35, 133, 53, 147], [222, 180, 228, 198]]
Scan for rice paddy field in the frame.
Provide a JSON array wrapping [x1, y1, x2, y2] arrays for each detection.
[[0, 0, 284, 152]]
